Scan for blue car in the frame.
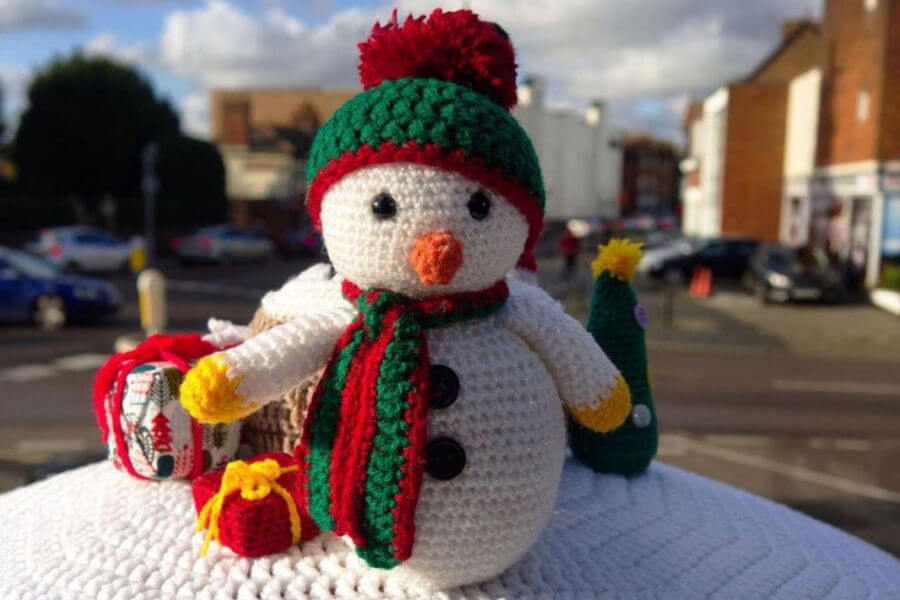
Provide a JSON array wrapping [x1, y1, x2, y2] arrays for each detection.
[[0, 247, 121, 330]]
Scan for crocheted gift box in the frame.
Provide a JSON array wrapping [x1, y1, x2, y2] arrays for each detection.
[[94, 334, 241, 480], [192, 452, 319, 557]]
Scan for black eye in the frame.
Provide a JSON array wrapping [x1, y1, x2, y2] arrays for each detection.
[[467, 191, 491, 220], [371, 192, 396, 219]]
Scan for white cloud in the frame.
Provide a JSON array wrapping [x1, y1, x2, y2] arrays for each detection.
[[0, 63, 30, 137], [180, 90, 209, 138], [158, 0, 821, 143], [160, 1, 370, 89], [0, 0, 85, 31], [83, 33, 152, 65]]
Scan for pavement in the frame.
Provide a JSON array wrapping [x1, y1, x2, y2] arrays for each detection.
[[0, 254, 898, 556]]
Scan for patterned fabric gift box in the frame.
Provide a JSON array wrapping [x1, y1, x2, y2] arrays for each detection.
[[94, 334, 241, 481]]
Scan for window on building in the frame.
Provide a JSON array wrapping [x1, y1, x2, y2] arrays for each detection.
[[857, 89, 870, 123], [864, 0, 878, 12]]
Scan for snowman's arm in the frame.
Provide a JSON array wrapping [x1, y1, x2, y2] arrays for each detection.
[[500, 282, 632, 433], [180, 306, 354, 424]]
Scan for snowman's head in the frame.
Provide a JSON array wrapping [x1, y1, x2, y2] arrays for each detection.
[[321, 163, 528, 296], [306, 9, 545, 296]]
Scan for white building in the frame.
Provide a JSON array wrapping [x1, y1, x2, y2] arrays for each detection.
[[681, 88, 729, 238], [514, 77, 622, 221]]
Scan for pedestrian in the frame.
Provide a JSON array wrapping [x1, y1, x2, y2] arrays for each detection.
[[559, 224, 581, 281]]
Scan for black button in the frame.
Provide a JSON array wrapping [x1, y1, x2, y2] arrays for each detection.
[[429, 365, 459, 409], [425, 437, 466, 480]]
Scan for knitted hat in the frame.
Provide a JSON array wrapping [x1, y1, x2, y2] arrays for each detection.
[[306, 9, 545, 271]]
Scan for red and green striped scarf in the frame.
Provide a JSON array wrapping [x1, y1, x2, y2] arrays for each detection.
[[296, 279, 509, 569]]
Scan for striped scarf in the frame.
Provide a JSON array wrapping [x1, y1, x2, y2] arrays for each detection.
[[296, 279, 509, 569]]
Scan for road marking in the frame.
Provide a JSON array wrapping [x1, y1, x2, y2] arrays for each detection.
[[832, 438, 874, 451], [703, 434, 773, 448], [773, 378, 900, 396], [167, 279, 263, 299], [657, 434, 688, 457], [53, 353, 109, 372], [670, 434, 900, 504], [16, 438, 89, 453], [0, 365, 58, 383], [0, 353, 110, 383]]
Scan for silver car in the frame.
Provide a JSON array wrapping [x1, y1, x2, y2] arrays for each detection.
[[26, 227, 131, 273], [172, 225, 274, 264]]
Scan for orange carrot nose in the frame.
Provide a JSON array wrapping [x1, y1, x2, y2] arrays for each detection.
[[410, 230, 464, 285]]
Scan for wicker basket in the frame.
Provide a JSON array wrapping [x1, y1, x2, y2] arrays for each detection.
[[241, 308, 323, 455]]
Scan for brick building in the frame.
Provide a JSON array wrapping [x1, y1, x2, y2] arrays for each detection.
[[683, 0, 900, 288], [681, 20, 821, 243], [620, 135, 680, 217], [212, 82, 622, 231], [210, 88, 357, 231], [795, 0, 900, 288]]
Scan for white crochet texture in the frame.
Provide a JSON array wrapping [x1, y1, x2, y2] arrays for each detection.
[[2, 459, 898, 599], [204, 273, 620, 587], [501, 279, 621, 410], [260, 264, 342, 323], [222, 306, 354, 407], [320, 163, 529, 297], [389, 315, 567, 589]]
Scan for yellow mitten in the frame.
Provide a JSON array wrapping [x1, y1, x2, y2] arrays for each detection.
[[568, 375, 632, 433], [180, 354, 258, 424]]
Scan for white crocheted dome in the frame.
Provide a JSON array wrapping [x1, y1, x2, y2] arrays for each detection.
[[1, 459, 898, 599]]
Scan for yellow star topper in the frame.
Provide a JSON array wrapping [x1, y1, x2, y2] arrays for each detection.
[[591, 238, 644, 281]]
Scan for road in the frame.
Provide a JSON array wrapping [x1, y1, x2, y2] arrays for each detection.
[[0, 257, 898, 555]]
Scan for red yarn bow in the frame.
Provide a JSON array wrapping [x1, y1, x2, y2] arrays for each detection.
[[93, 333, 218, 443]]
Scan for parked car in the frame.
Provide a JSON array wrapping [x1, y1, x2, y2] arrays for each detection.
[[642, 236, 759, 282], [0, 247, 120, 330], [171, 225, 275, 264], [744, 244, 843, 303], [638, 236, 701, 275], [276, 227, 324, 259], [26, 226, 131, 273]]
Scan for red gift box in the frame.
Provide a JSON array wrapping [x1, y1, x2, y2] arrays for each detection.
[[192, 452, 319, 557]]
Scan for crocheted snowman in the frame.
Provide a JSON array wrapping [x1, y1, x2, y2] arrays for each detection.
[[181, 9, 632, 589]]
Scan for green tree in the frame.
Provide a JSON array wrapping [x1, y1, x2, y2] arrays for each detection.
[[13, 54, 227, 229], [569, 238, 659, 475], [14, 54, 180, 205], [157, 132, 226, 225], [0, 80, 6, 142]]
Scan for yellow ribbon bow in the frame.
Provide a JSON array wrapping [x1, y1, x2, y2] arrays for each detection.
[[196, 458, 300, 556]]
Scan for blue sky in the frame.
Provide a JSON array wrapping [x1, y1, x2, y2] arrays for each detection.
[[0, 0, 819, 142]]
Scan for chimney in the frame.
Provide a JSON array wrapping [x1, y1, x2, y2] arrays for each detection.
[[586, 100, 606, 126], [518, 76, 546, 109], [781, 19, 809, 41]]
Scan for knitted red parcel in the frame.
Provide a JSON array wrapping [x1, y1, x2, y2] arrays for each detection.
[[192, 452, 319, 558]]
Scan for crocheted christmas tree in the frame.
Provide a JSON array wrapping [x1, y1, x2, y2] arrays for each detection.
[[570, 238, 658, 475]]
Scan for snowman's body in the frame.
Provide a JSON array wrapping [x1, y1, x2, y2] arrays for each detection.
[[178, 12, 634, 589], [392, 315, 567, 588], [181, 164, 631, 589]]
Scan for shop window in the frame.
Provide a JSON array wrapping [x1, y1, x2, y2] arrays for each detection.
[[857, 90, 870, 123]]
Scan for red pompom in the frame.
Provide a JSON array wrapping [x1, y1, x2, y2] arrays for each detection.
[[358, 9, 518, 111]]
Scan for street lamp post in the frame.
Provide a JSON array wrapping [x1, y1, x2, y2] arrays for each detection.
[[142, 142, 159, 267]]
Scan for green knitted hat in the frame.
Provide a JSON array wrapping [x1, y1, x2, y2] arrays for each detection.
[[306, 9, 545, 270]]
